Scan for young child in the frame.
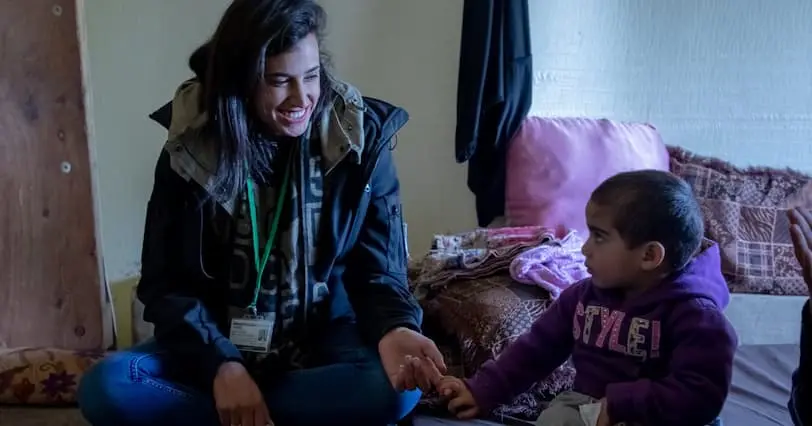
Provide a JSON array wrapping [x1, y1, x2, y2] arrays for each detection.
[[437, 170, 738, 426]]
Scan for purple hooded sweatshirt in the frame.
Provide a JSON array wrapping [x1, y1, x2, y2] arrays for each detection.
[[465, 243, 738, 426]]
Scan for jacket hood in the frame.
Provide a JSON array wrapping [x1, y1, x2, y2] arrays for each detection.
[[631, 240, 730, 310], [149, 76, 375, 215]]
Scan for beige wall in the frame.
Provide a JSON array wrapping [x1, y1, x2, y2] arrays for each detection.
[[82, 0, 474, 283], [81, 0, 472, 347], [82, 0, 231, 283]]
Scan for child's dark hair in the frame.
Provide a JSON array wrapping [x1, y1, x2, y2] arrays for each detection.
[[590, 170, 704, 271]]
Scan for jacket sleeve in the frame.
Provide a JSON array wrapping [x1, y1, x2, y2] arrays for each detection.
[[344, 146, 422, 344], [136, 149, 242, 381], [605, 300, 738, 426], [790, 299, 812, 425]]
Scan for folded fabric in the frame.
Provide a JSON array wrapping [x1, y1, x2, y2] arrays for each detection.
[[509, 230, 590, 299], [412, 226, 559, 292]]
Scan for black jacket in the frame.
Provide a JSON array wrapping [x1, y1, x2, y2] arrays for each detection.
[[792, 300, 812, 424], [138, 97, 422, 382], [455, 0, 533, 226]]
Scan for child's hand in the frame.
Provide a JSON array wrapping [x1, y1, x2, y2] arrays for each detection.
[[595, 398, 611, 426], [437, 376, 480, 419]]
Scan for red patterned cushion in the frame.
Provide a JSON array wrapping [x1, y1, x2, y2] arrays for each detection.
[[0, 348, 106, 404], [669, 146, 811, 295]]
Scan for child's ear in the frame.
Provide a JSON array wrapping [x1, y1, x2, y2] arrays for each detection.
[[640, 241, 665, 271]]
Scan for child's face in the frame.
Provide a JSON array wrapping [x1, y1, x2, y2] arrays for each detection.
[[581, 201, 646, 289]]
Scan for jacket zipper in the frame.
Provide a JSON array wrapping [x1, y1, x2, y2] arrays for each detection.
[[299, 141, 311, 329], [360, 109, 406, 184], [361, 138, 389, 186], [310, 109, 406, 328]]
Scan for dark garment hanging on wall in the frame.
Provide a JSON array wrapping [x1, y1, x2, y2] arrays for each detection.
[[455, 0, 533, 227]]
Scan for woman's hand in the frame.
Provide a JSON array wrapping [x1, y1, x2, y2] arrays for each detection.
[[437, 376, 479, 419], [378, 327, 446, 392], [213, 361, 273, 426]]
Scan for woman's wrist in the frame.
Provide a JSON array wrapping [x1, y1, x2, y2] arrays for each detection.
[[216, 360, 248, 379]]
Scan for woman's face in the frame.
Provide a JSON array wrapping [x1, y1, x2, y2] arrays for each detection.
[[255, 32, 322, 138]]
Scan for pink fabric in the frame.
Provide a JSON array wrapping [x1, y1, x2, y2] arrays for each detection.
[[505, 117, 670, 235], [509, 230, 590, 299]]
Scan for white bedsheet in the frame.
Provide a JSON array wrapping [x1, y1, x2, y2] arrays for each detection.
[[725, 294, 806, 345], [721, 344, 796, 425]]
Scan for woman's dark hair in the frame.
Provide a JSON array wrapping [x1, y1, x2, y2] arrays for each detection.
[[193, 0, 335, 203]]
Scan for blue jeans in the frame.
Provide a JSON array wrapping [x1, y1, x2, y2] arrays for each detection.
[[77, 326, 420, 426]]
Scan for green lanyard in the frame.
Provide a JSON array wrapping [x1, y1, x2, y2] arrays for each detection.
[[244, 156, 292, 315]]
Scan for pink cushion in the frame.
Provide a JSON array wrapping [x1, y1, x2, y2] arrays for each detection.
[[505, 117, 669, 235]]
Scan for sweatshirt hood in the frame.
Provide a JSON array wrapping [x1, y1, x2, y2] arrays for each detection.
[[631, 240, 730, 310]]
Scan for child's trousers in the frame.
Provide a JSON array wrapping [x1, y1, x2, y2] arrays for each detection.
[[535, 391, 724, 426], [535, 391, 596, 426]]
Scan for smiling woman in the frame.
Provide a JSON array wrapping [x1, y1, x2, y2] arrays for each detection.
[[255, 38, 322, 137], [75, 1, 446, 426]]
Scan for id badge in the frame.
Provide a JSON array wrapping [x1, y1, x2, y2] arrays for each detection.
[[229, 316, 274, 353]]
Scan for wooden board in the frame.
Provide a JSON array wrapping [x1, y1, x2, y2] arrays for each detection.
[[0, 0, 103, 349]]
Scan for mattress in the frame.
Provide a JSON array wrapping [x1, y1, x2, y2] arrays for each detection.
[[0, 339, 800, 426], [720, 344, 797, 425], [414, 417, 519, 425], [725, 294, 806, 345], [413, 343, 798, 426]]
